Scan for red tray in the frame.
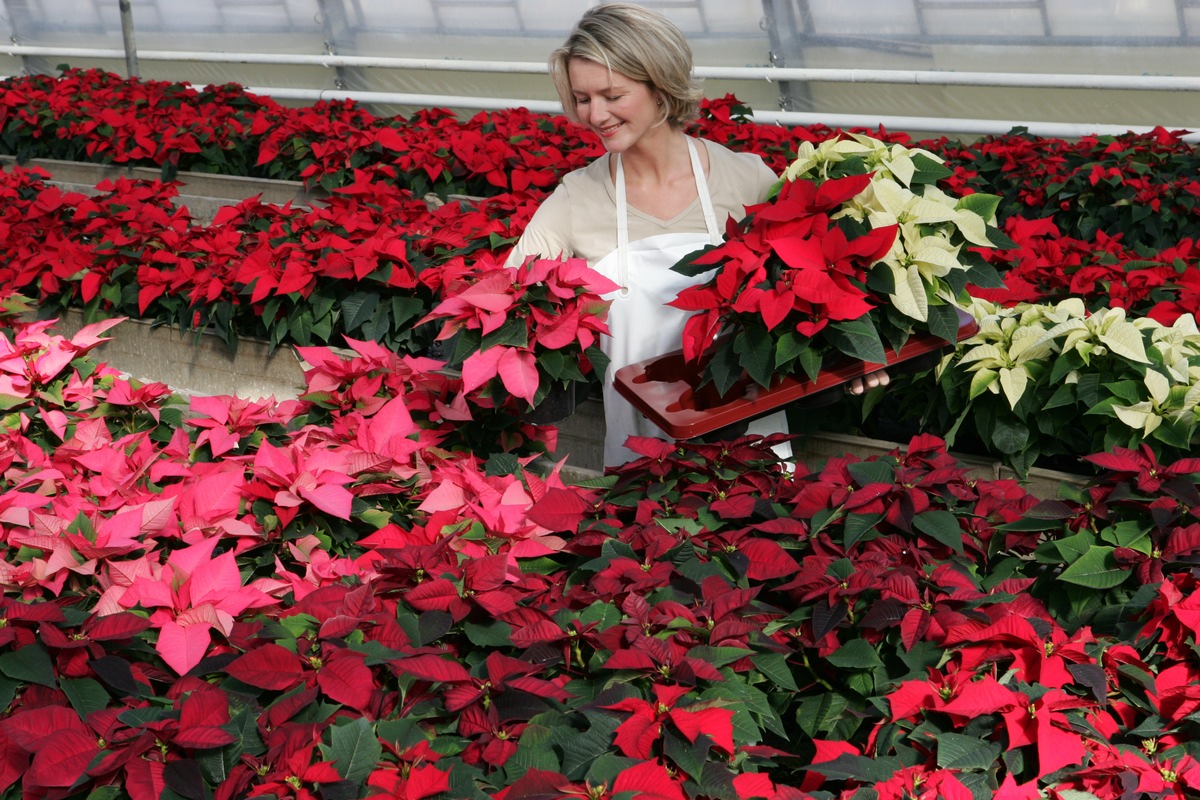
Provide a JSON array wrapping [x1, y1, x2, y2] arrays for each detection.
[[614, 309, 979, 439]]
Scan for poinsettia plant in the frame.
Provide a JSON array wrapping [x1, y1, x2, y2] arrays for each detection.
[[670, 133, 1010, 396], [420, 254, 616, 414], [925, 297, 1200, 477]]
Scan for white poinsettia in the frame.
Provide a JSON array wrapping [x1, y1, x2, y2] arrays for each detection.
[[782, 133, 999, 324], [1112, 369, 1178, 436], [1148, 313, 1200, 382], [951, 298, 1200, 439]]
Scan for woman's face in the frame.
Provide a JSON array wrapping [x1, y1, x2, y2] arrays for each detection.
[[567, 58, 662, 154]]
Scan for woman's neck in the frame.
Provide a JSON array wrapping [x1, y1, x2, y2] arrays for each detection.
[[614, 126, 690, 184]]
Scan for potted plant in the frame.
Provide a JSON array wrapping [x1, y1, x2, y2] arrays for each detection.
[[927, 296, 1200, 477], [667, 133, 1011, 398], [420, 254, 616, 423]]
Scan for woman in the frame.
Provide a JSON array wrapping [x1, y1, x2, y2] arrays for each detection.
[[509, 3, 884, 466]]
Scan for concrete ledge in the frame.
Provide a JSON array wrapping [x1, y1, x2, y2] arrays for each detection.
[[0, 156, 321, 224], [48, 310, 307, 402], [0, 156, 320, 205]]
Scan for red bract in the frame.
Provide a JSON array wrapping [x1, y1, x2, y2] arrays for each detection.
[[672, 173, 893, 366], [604, 683, 735, 759]]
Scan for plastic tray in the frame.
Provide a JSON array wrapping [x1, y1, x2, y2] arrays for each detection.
[[613, 309, 979, 439]]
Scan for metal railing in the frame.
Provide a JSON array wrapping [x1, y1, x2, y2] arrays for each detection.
[[1, 43, 1197, 141]]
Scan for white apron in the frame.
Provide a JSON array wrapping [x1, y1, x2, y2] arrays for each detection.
[[593, 138, 792, 467]]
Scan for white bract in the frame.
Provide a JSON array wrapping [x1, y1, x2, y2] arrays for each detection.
[[951, 300, 1200, 440], [783, 133, 996, 323]]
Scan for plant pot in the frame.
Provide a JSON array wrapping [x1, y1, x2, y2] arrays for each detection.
[[521, 381, 590, 425]]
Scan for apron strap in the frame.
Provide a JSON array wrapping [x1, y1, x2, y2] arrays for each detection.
[[614, 154, 630, 296], [613, 137, 721, 294], [686, 138, 722, 245]]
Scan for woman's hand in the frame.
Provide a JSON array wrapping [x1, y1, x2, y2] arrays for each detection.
[[846, 369, 889, 396]]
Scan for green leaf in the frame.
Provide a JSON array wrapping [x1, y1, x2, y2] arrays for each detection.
[[686, 646, 753, 668], [0, 642, 56, 688], [86, 787, 124, 800], [463, 620, 514, 648], [577, 601, 624, 631], [1058, 545, 1129, 590], [935, 731, 1002, 771], [733, 325, 774, 389], [62, 677, 110, 721], [847, 460, 895, 487], [990, 417, 1030, 455], [826, 638, 883, 670], [926, 304, 961, 345], [774, 331, 810, 373], [507, 723, 562, 779], [751, 652, 799, 691], [843, 511, 883, 549], [340, 291, 380, 335], [796, 690, 854, 734], [562, 711, 621, 780], [913, 510, 965, 555], [392, 295, 428, 328], [954, 191, 1001, 223], [824, 317, 887, 365], [662, 730, 711, 786], [1039, 530, 1098, 565], [909, 153, 954, 185], [485, 453, 521, 477], [964, 259, 1007, 288], [809, 754, 904, 783], [480, 316, 529, 350], [671, 243, 723, 277], [375, 718, 427, 752], [703, 340, 745, 398], [326, 716, 382, 787]]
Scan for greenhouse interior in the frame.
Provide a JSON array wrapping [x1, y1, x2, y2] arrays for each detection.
[[0, 1, 1199, 799]]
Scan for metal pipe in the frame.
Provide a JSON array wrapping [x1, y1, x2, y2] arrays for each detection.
[[117, 0, 139, 77], [2, 44, 1200, 92]]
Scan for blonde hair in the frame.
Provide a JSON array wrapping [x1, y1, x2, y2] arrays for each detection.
[[549, 2, 703, 129]]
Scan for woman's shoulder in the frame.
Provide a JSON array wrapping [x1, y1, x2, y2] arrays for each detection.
[[699, 137, 773, 171], [697, 137, 778, 199], [560, 153, 613, 192]]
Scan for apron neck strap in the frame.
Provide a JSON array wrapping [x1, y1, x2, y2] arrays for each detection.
[[686, 138, 722, 246], [614, 138, 722, 293]]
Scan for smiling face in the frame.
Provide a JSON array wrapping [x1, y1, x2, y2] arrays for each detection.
[[567, 58, 665, 155]]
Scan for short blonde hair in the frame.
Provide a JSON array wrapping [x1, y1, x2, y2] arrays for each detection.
[[549, 3, 703, 129]]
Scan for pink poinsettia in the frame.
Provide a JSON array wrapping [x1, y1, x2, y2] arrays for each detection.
[[96, 537, 278, 674]]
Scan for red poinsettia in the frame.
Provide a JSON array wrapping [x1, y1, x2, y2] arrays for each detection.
[[671, 172, 895, 371]]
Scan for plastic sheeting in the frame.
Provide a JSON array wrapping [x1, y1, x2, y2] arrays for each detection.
[[1, 0, 1197, 136]]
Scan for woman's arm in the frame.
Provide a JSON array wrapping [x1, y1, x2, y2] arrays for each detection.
[[505, 184, 575, 267]]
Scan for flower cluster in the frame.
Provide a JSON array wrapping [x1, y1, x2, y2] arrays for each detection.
[[669, 134, 1006, 395], [931, 297, 1200, 475], [5, 299, 1200, 798], [420, 255, 617, 410]]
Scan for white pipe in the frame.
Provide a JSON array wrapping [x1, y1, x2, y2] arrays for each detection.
[[249, 85, 563, 113], [3, 44, 1200, 92], [752, 109, 1200, 142], [249, 86, 1200, 143]]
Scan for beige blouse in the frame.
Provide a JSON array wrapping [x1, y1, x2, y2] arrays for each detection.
[[509, 138, 778, 267]]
